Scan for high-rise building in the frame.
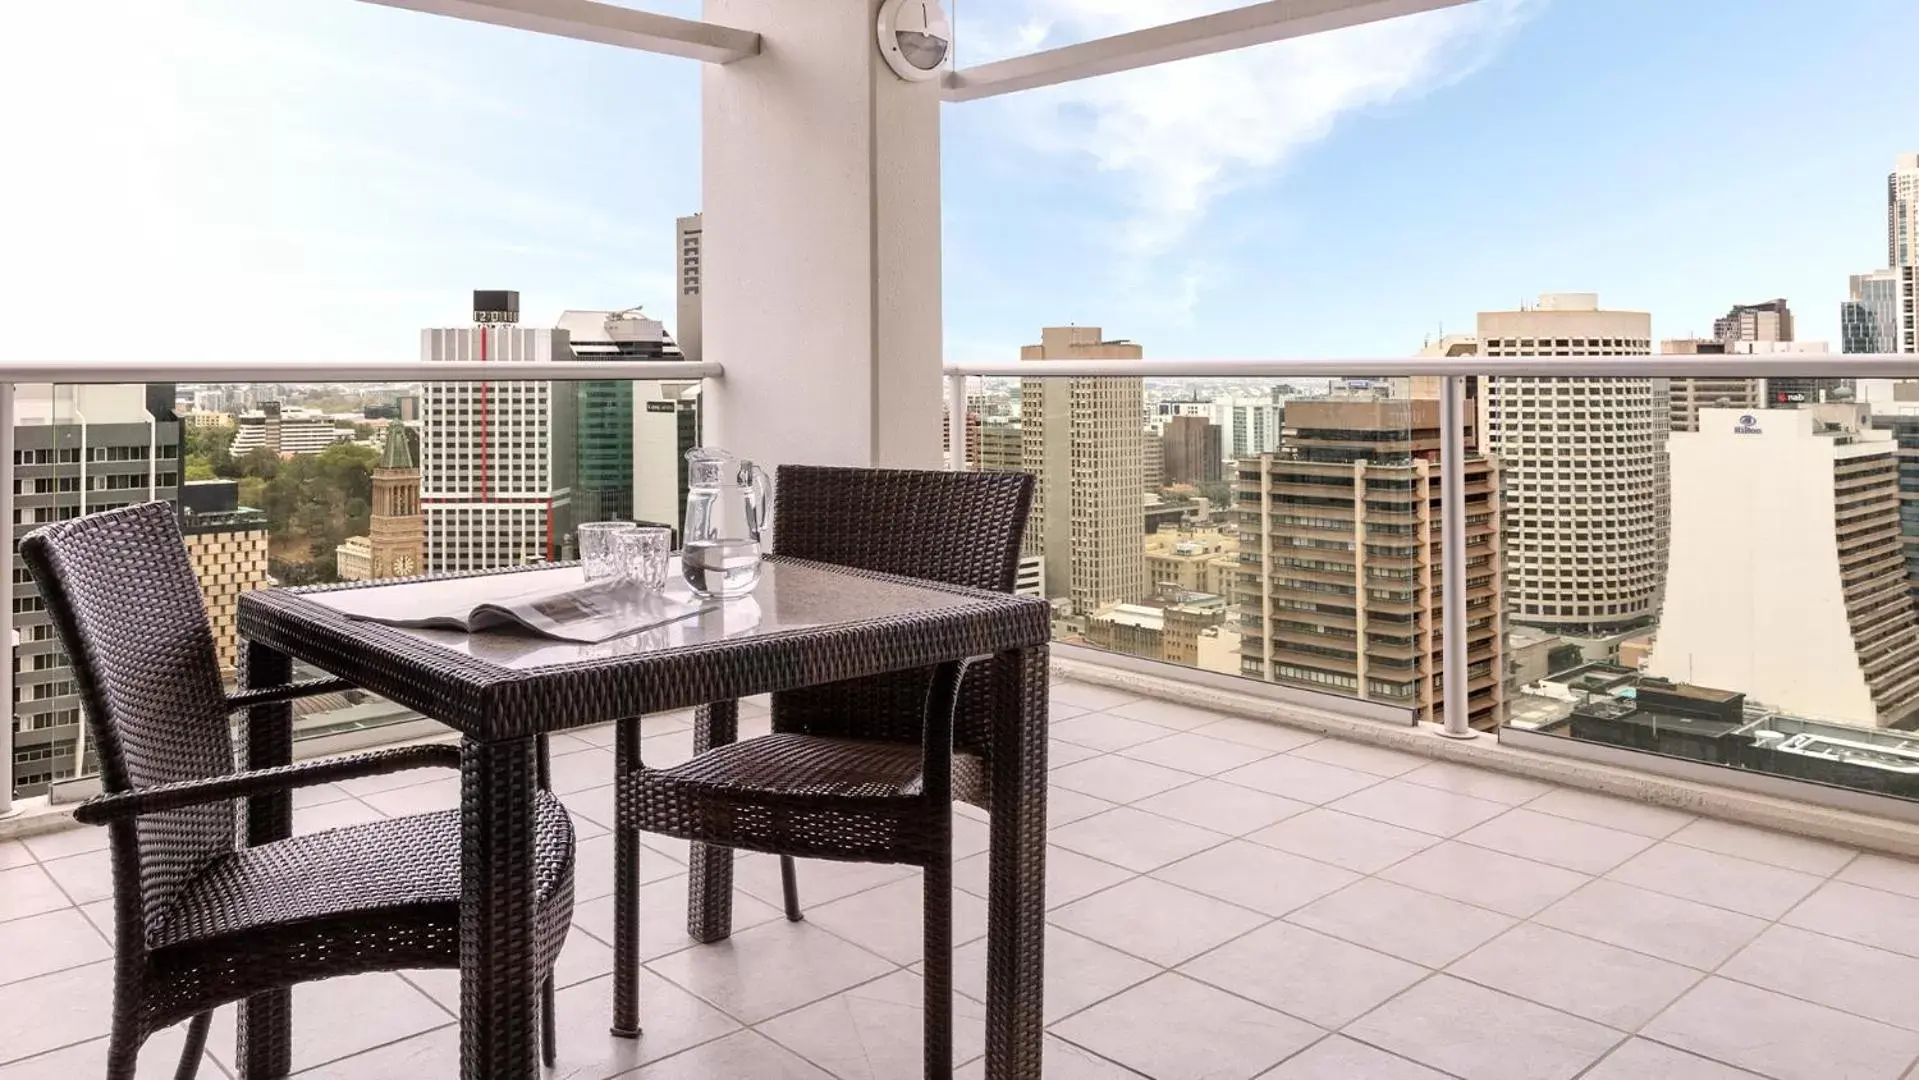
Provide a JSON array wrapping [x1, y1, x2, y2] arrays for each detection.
[[363, 424, 424, 579], [1141, 429, 1164, 490], [230, 402, 350, 456], [1479, 293, 1661, 639], [1871, 411, 1919, 601], [1651, 405, 1919, 729], [11, 385, 181, 796], [1215, 397, 1285, 460], [1236, 398, 1505, 729], [1021, 326, 1145, 614], [556, 307, 684, 525], [1162, 415, 1223, 486], [420, 291, 578, 573], [1889, 155, 1919, 355], [1843, 270, 1900, 355], [1713, 298, 1794, 345], [676, 213, 704, 365], [1661, 338, 1762, 433], [634, 381, 701, 536], [976, 418, 1022, 472], [178, 479, 270, 675]]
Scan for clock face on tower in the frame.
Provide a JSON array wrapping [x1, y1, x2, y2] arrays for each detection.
[[395, 555, 415, 576]]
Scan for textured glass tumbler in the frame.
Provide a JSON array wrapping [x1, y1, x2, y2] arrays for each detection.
[[578, 521, 638, 584], [615, 527, 672, 592]]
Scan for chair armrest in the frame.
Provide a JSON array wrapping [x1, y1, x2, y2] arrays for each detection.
[[224, 677, 356, 712], [918, 660, 971, 803], [72, 743, 461, 825]]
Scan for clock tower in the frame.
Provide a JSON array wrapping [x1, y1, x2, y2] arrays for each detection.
[[368, 424, 424, 579]]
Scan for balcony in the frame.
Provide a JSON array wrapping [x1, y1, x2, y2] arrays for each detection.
[[7, 675, 1917, 1079]]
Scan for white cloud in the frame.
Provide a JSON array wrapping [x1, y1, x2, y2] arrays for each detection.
[[965, 0, 1535, 316]]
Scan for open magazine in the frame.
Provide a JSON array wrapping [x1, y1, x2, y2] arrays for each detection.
[[320, 571, 717, 644]]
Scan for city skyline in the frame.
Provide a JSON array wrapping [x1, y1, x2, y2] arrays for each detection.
[[10, 1, 1919, 365]]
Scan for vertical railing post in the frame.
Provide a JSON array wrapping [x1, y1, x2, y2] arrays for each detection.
[[1439, 374, 1476, 740], [946, 372, 967, 471], [1, 380, 17, 815]]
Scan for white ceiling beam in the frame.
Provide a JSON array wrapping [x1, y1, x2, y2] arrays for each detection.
[[943, 0, 1472, 102], [357, 0, 760, 65]]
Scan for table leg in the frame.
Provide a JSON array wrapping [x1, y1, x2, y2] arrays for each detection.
[[460, 736, 542, 1080], [687, 700, 739, 944], [237, 640, 293, 1078], [984, 646, 1047, 1080]]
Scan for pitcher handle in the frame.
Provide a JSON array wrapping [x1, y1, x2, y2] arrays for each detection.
[[743, 461, 772, 536]]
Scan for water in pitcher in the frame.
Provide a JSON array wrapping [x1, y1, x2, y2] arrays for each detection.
[[681, 539, 763, 597]]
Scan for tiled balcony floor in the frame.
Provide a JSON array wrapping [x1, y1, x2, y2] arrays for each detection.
[[8, 679, 1919, 1078]]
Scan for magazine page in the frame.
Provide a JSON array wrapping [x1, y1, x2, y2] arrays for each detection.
[[315, 569, 573, 630], [474, 581, 714, 644]]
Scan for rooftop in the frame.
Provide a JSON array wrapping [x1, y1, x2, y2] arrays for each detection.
[[6, 677, 1919, 1079]]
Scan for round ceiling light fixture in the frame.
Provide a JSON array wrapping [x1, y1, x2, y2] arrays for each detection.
[[876, 0, 952, 83]]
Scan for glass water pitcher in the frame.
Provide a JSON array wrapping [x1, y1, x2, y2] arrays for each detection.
[[681, 447, 770, 598]]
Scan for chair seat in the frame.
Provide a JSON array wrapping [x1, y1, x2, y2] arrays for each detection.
[[656, 733, 986, 801], [150, 793, 575, 955]]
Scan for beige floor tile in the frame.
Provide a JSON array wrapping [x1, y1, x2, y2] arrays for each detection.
[[0, 865, 76, 923], [1523, 787, 1695, 839], [633, 1030, 833, 1078], [1346, 975, 1619, 1080], [953, 1034, 1137, 1079], [1049, 807, 1229, 873], [1580, 1039, 1763, 1079], [952, 844, 1132, 911], [1643, 977, 1919, 1080], [1665, 817, 1856, 876], [1456, 807, 1655, 874], [1396, 761, 1554, 806], [571, 874, 783, 963], [1448, 923, 1699, 1030], [1608, 842, 1824, 920], [1287, 878, 1512, 968], [805, 876, 989, 965], [758, 968, 984, 1079], [1134, 779, 1311, 836], [1121, 732, 1275, 776], [206, 970, 452, 1074], [953, 924, 1156, 1025], [1049, 876, 1269, 967], [1246, 807, 1439, 874], [1534, 879, 1767, 970], [1181, 921, 1424, 1029], [1327, 779, 1509, 838], [1050, 755, 1199, 803], [1287, 739, 1427, 778], [1218, 755, 1383, 805], [1721, 924, 1919, 1033], [1051, 973, 1321, 1080], [1153, 840, 1358, 917], [644, 919, 895, 1024], [0, 909, 110, 988], [1380, 840, 1588, 918], [1256, 1036, 1451, 1080]]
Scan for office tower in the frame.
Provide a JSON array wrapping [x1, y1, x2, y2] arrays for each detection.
[[1215, 396, 1285, 459], [1651, 405, 1919, 728], [1162, 415, 1223, 485], [976, 418, 1023, 472], [1479, 293, 1660, 640], [1021, 326, 1145, 614], [420, 291, 578, 573], [556, 307, 684, 525], [178, 479, 270, 674], [1713, 298, 1794, 345], [1661, 338, 1762, 433], [1236, 398, 1504, 729], [1843, 270, 1900, 355], [1142, 430, 1164, 489], [633, 381, 701, 535], [676, 213, 704, 364], [10, 385, 181, 796]]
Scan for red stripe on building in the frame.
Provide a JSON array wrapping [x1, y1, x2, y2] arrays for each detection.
[[478, 326, 491, 501], [545, 497, 555, 562]]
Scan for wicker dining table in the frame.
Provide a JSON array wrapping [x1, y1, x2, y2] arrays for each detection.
[[234, 557, 1052, 1080]]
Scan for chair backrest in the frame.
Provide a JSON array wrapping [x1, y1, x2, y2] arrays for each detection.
[[20, 501, 237, 928], [769, 466, 1036, 750]]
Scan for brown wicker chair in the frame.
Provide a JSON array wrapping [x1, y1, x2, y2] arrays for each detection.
[[21, 502, 576, 1079], [609, 465, 1035, 1075]]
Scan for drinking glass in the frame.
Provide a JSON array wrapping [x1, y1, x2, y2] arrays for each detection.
[[615, 527, 672, 592], [578, 521, 638, 584]]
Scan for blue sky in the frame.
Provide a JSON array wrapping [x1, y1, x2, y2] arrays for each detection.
[[5, 0, 1917, 365]]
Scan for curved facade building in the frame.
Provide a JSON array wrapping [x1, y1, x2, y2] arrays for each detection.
[[1478, 294, 1661, 638]]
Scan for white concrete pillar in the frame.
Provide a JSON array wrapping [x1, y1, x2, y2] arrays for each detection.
[[701, 0, 944, 472]]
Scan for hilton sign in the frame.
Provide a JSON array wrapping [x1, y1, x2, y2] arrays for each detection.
[[1733, 414, 1763, 435]]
